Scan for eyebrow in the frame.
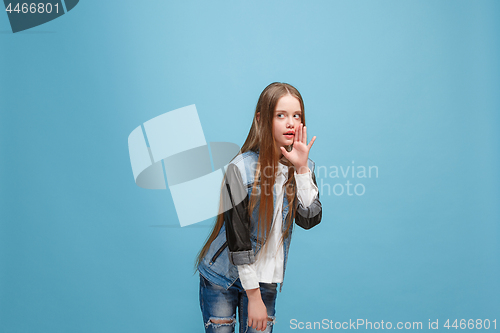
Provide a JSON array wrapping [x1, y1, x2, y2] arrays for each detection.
[[275, 110, 302, 113]]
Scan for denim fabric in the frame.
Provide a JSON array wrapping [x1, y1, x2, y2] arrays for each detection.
[[199, 273, 277, 333], [197, 150, 316, 291]]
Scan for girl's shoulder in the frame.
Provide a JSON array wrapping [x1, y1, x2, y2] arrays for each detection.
[[230, 150, 259, 165], [226, 150, 259, 186]]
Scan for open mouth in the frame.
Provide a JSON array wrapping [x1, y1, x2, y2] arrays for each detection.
[[284, 131, 294, 136]]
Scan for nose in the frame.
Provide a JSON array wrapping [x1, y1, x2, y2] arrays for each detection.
[[287, 117, 294, 128]]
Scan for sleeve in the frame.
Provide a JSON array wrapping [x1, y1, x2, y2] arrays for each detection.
[[294, 168, 319, 208], [237, 264, 260, 290], [222, 163, 256, 266], [294, 165, 322, 230]]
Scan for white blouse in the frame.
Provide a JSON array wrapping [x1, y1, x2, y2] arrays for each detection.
[[237, 162, 319, 290]]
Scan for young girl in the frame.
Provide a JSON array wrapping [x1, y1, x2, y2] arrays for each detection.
[[196, 82, 322, 333]]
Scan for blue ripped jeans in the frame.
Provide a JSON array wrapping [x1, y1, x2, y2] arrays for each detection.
[[199, 273, 277, 333]]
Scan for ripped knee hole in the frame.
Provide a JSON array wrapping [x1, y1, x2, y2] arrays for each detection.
[[206, 316, 237, 328], [209, 319, 236, 324]]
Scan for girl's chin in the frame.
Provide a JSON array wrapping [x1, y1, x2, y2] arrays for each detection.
[[279, 140, 292, 146]]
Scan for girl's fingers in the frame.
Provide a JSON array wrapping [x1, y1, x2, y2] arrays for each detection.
[[303, 125, 307, 145], [295, 123, 300, 143], [257, 319, 264, 331]]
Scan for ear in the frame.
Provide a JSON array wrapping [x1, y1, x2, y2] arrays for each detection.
[[256, 112, 260, 122]]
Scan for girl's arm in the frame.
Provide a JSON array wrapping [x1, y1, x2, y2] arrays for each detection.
[[295, 167, 322, 229], [224, 163, 268, 330], [237, 264, 259, 290], [279, 123, 321, 229], [223, 163, 256, 265], [295, 167, 319, 208]]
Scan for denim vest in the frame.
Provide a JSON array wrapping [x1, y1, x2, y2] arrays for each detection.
[[197, 150, 315, 292]]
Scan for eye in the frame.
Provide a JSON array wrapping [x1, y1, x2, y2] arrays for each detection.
[[294, 114, 301, 119], [277, 114, 284, 118]]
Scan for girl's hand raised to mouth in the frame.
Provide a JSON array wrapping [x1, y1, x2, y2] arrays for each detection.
[[280, 123, 316, 174]]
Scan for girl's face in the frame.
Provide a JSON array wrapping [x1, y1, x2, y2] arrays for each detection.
[[272, 94, 302, 155]]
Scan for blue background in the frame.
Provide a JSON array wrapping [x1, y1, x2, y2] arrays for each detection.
[[1, 0, 499, 332]]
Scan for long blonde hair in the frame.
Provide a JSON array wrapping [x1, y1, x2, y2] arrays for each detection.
[[195, 82, 306, 269]]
